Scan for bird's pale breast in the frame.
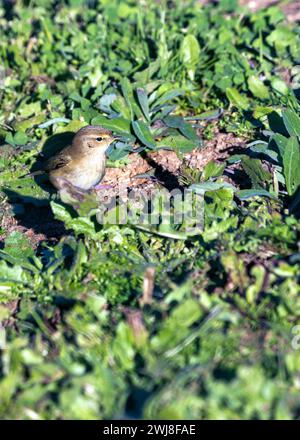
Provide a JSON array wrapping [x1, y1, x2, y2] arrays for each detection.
[[51, 150, 106, 190]]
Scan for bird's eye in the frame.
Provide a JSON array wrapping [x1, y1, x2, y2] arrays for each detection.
[[96, 137, 103, 142]]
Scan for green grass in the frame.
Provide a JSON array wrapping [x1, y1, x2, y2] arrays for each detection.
[[0, 0, 300, 420]]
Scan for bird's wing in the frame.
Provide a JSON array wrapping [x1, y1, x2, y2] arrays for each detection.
[[43, 147, 72, 172]]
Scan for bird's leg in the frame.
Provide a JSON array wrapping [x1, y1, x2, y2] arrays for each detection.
[[55, 177, 89, 203], [63, 178, 89, 194]]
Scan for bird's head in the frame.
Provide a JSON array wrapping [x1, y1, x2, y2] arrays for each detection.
[[72, 125, 117, 153]]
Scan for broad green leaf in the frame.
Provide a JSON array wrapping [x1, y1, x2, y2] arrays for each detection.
[[136, 88, 150, 121], [132, 121, 156, 149], [55, 120, 87, 134], [0, 261, 25, 285], [253, 106, 273, 119], [70, 218, 98, 237], [4, 231, 34, 260], [97, 93, 117, 115], [272, 133, 288, 159], [51, 201, 73, 224], [5, 132, 15, 146], [185, 109, 223, 121], [268, 111, 288, 136], [151, 299, 202, 351], [18, 102, 41, 118], [248, 76, 269, 100], [156, 134, 198, 153], [120, 78, 142, 119], [266, 26, 297, 53], [153, 89, 184, 107], [91, 115, 131, 134], [14, 131, 29, 145], [226, 87, 249, 110], [237, 189, 276, 200], [6, 131, 28, 146], [110, 95, 132, 119], [190, 182, 235, 193], [283, 136, 300, 196], [282, 109, 300, 138], [249, 142, 279, 162], [241, 157, 271, 189], [180, 34, 200, 80], [271, 78, 289, 95], [15, 114, 46, 131], [0, 250, 38, 273], [108, 143, 132, 161], [164, 116, 199, 142], [202, 161, 225, 180]]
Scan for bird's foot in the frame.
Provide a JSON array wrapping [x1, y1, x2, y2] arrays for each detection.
[[93, 183, 113, 191]]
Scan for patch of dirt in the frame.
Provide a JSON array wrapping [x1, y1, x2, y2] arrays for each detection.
[[103, 132, 246, 187], [0, 198, 66, 248], [281, 1, 300, 23], [185, 133, 246, 169]]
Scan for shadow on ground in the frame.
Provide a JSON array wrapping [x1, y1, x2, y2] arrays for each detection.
[[1, 132, 77, 245]]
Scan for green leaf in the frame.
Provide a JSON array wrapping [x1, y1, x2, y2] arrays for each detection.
[[237, 189, 276, 200], [4, 132, 15, 146], [253, 106, 273, 119], [50, 201, 73, 224], [271, 78, 289, 95], [136, 88, 150, 121], [19, 101, 41, 118], [248, 76, 269, 100], [185, 109, 223, 121], [110, 95, 132, 119], [132, 121, 156, 149], [153, 89, 184, 107], [202, 161, 225, 180], [0, 250, 38, 273], [246, 266, 266, 304], [190, 182, 235, 193], [16, 132, 27, 147], [248, 141, 278, 162], [91, 115, 131, 135], [226, 88, 249, 110], [55, 120, 87, 134], [180, 34, 200, 81], [70, 218, 98, 237], [156, 134, 198, 153], [268, 111, 288, 136], [0, 260, 25, 285], [241, 157, 271, 189], [6, 131, 29, 146], [272, 133, 288, 158], [4, 231, 34, 260], [282, 109, 300, 138], [164, 116, 199, 142], [283, 136, 300, 196], [120, 78, 142, 120], [15, 114, 46, 131]]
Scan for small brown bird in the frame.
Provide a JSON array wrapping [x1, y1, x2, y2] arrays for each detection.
[[41, 125, 117, 191]]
